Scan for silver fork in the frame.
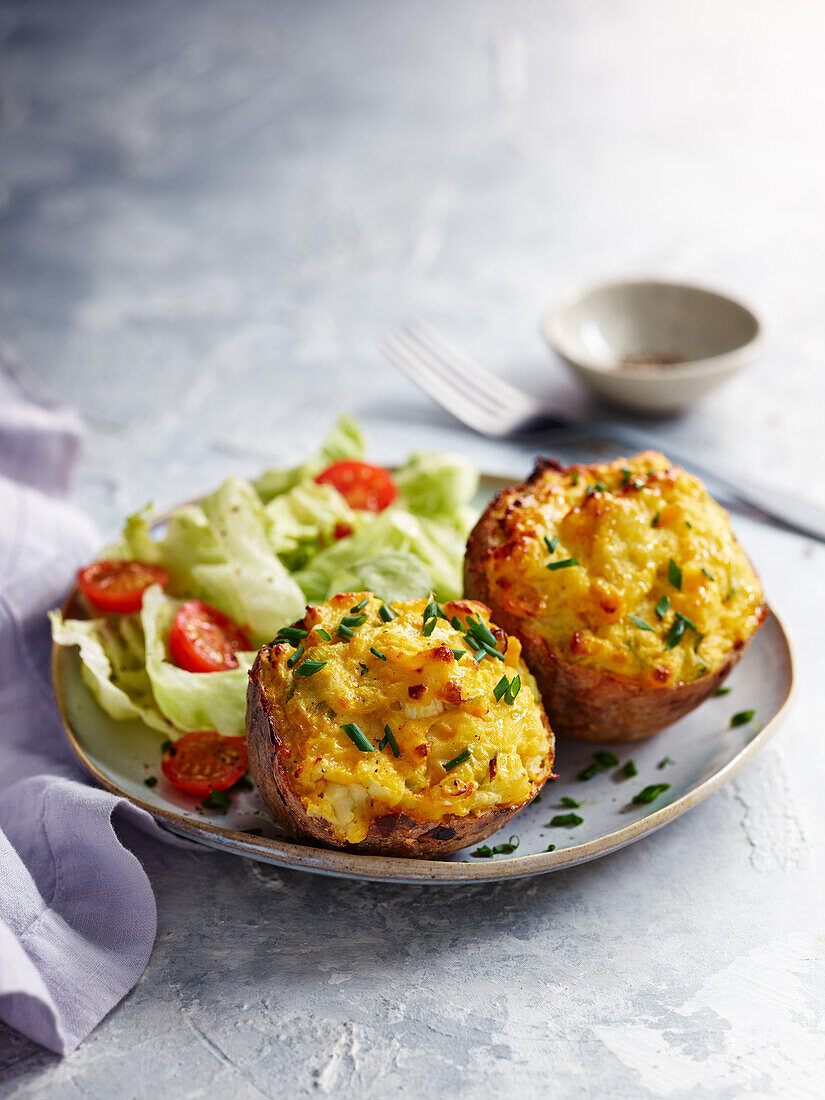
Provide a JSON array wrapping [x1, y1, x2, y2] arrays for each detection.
[[383, 320, 825, 543]]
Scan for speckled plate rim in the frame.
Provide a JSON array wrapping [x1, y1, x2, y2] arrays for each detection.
[[51, 477, 796, 886]]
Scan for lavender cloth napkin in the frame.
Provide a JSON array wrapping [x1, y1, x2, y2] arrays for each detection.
[[0, 352, 169, 1055]]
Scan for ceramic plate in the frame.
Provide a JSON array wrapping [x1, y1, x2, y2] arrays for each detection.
[[52, 476, 795, 885]]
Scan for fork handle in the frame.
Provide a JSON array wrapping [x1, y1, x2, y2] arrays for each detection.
[[525, 416, 825, 543]]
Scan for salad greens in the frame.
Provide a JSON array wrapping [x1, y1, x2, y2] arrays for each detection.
[[52, 416, 480, 738]]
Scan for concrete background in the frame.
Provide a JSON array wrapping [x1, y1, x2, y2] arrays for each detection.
[[1, 1, 823, 1096]]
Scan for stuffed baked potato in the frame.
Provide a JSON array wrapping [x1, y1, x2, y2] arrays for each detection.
[[464, 452, 767, 742], [246, 592, 554, 857]]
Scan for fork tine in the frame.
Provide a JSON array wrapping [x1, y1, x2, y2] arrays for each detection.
[[388, 330, 504, 419], [405, 321, 535, 412], [382, 334, 504, 434]]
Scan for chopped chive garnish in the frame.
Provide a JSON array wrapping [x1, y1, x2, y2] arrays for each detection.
[[451, 649, 465, 661], [287, 645, 305, 668], [493, 675, 510, 702], [571, 471, 580, 485], [550, 812, 583, 827], [546, 844, 557, 852], [494, 673, 520, 704], [491, 836, 520, 854], [675, 612, 697, 631], [358, 662, 368, 676], [658, 756, 672, 769], [651, 512, 660, 527], [713, 687, 731, 697], [472, 845, 494, 858], [349, 597, 368, 613], [160, 739, 173, 754], [585, 481, 606, 498], [340, 723, 375, 752], [276, 626, 308, 644], [422, 617, 437, 637], [594, 751, 619, 768], [341, 614, 367, 630], [465, 614, 499, 650], [444, 748, 471, 772], [315, 627, 331, 641], [202, 789, 231, 812], [730, 709, 755, 727], [577, 763, 601, 781], [378, 724, 400, 757], [632, 783, 670, 805], [668, 558, 682, 589], [144, 776, 157, 788], [702, 568, 715, 581], [629, 615, 655, 632], [547, 558, 579, 571], [336, 624, 354, 641], [474, 638, 505, 661], [544, 534, 558, 554], [472, 649, 486, 662], [370, 646, 387, 661], [378, 603, 397, 622], [232, 774, 253, 791], [621, 467, 631, 486], [505, 674, 521, 705], [560, 796, 580, 808], [294, 660, 327, 677], [665, 617, 686, 649], [621, 760, 638, 778], [655, 595, 670, 619], [451, 616, 464, 631]]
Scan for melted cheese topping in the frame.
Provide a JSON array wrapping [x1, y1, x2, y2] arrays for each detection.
[[263, 593, 554, 844], [477, 452, 765, 687]]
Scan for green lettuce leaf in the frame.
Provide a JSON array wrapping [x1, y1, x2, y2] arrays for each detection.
[[394, 451, 479, 525], [264, 481, 358, 571], [49, 610, 178, 736], [293, 506, 464, 603], [194, 476, 306, 641], [327, 550, 433, 604], [140, 585, 253, 736]]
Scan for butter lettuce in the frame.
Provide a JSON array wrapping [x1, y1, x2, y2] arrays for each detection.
[[194, 476, 305, 641], [394, 451, 479, 526], [139, 585, 254, 737], [326, 550, 433, 605], [49, 610, 178, 736]]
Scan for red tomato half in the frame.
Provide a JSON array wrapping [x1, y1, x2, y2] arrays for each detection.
[[169, 600, 251, 673], [161, 731, 248, 796], [315, 460, 397, 512], [77, 560, 169, 613]]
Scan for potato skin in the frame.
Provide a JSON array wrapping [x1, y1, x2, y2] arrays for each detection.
[[246, 645, 543, 858], [465, 458, 762, 742]]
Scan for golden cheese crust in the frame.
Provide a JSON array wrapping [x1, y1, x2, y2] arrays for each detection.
[[464, 453, 767, 742], [246, 593, 555, 856]]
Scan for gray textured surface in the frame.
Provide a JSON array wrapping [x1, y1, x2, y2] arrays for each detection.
[[1, 1, 823, 1096]]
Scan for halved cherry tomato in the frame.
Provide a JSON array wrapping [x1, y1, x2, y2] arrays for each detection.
[[315, 460, 397, 512], [77, 560, 169, 613], [161, 730, 248, 796], [169, 600, 251, 673], [333, 522, 353, 541]]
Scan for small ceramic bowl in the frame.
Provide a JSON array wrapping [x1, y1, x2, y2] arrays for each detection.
[[543, 279, 762, 414]]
